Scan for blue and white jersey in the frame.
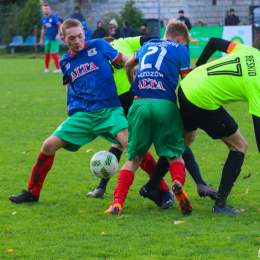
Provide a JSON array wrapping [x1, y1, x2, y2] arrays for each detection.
[[59, 39, 123, 116], [42, 14, 60, 41], [131, 39, 192, 103]]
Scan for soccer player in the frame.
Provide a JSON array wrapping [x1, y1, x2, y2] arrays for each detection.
[[87, 36, 175, 210], [87, 36, 217, 206], [105, 19, 193, 215], [178, 37, 260, 214], [8, 19, 130, 203], [40, 3, 62, 73]]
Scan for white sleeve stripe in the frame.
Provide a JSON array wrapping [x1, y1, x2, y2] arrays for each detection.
[[111, 52, 119, 62], [180, 67, 192, 71]]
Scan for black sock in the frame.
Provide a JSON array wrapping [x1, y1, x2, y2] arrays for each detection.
[[182, 147, 207, 185], [147, 156, 169, 190], [215, 151, 245, 207], [97, 147, 123, 190]]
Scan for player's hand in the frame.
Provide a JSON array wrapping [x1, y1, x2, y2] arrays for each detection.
[[193, 65, 197, 70], [55, 35, 60, 40], [40, 40, 43, 47]]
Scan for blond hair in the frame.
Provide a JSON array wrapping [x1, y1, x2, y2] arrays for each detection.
[[61, 19, 82, 37], [164, 19, 190, 44]]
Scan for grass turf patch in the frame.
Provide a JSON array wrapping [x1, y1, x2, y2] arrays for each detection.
[[0, 58, 260, 259]]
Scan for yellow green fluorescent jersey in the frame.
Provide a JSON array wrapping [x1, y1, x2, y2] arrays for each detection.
[[110, 36, 141, 96], [181, 44, 260, 116]]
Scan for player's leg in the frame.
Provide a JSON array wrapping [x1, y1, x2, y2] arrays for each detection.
[[104, 156, 143, 214], [139, 99, 192, 215], [50, 40, 61, 73], [9, 112, 97, 203], [87, 92, 133, 198], [180, 86, 242, 213], [8, 135, 69, 203], [178, 86, 217, 198], [212, 127, 247, 214], [44, 40, 51, 72], [105, 100, 153, 214]]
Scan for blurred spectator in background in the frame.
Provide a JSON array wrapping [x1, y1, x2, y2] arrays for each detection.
[[70, 6, 85, 22], [225, 8, 240, 26], [109, 19, 120, 39], [55, 12, 63, 24], [92, 21, 107, 39], [81, 21, 92, 41], [177, 10, 192, 30], [135, 22, 149, 36], [120, 20, 135, 38], [40, 3, 61, 73]]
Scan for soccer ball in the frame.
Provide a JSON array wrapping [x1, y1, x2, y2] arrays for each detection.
[[90, 151, 118, 179]]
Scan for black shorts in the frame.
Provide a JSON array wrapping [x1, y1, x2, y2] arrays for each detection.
[[178, 86, 238, 139], [119, 91, 135, 118]]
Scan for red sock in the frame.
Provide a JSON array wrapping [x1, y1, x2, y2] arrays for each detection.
[[45, 53, 50, 69], [169, 162, 186, 186], [140, 151, 169, 191], [52, 53, 60, 69], [113, 169, 134, 207], [28, 151, 55, 197]]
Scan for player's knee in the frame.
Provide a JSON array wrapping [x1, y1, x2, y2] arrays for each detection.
[[228, 138, 248, 153], [184, 131, 196, 147], [42, 138, 56, 155], [239, 139, 248, 153]]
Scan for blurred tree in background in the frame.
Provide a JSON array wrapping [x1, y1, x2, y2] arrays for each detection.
[[119, 0, 143, 29], [0, 0, 41, 44], [103, 0, 143, 34], [16, 0, 42, 39]]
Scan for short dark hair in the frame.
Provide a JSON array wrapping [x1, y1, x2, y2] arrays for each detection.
[[179, 10, 184, 14], [61, 19, 82, 37], [103, 37, 115, 43], [74, 6, 79, 10], [165, 19, 190, 44], [230, 8, 235, 12], [43, 3, 49, 7]]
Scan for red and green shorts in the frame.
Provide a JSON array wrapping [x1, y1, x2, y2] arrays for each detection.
[[52, 107, 128, 152], [127, 99, 185, 160]]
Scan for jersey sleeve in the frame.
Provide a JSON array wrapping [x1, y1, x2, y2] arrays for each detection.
[[230, 44, 256, 54], [53, 14, 61, 25], [59, 57, 71, 85], [179, 48, 192, 75], [102, 39, 122, 65], [247, 90, 260, 117]]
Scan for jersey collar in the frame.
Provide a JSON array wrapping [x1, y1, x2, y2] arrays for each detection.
[[45, 13, 52, 18], [69, 42, 87, 57]]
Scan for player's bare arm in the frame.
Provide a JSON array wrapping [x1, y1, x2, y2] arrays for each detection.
[[196, 37, 235, 67], [252, 115, 260, 153], [120, 54, 130, 67], [125, 57, 137, 84], [181, 73, 189, 79], [55, 23, 61, 40], [40, 26, 46, 47]]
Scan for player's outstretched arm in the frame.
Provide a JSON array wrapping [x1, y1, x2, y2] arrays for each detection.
[[125, 57, 137, 85], [196, 37, 233, 67], [252, 115, 260, 153], [40, 26, 46, 46], [120, 54, 130, 67]]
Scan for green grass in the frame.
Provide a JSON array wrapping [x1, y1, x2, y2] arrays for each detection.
[[0, 58, 260, 259]]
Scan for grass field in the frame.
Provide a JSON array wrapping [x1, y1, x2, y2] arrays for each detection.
[[1, 58, 260, 260]]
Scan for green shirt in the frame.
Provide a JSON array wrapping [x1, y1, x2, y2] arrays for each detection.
[[110, 37, 141, 96], [182, 44, 260, 116]]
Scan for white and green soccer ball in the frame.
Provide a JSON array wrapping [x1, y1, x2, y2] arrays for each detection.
[[90, 151, 118, 179]]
